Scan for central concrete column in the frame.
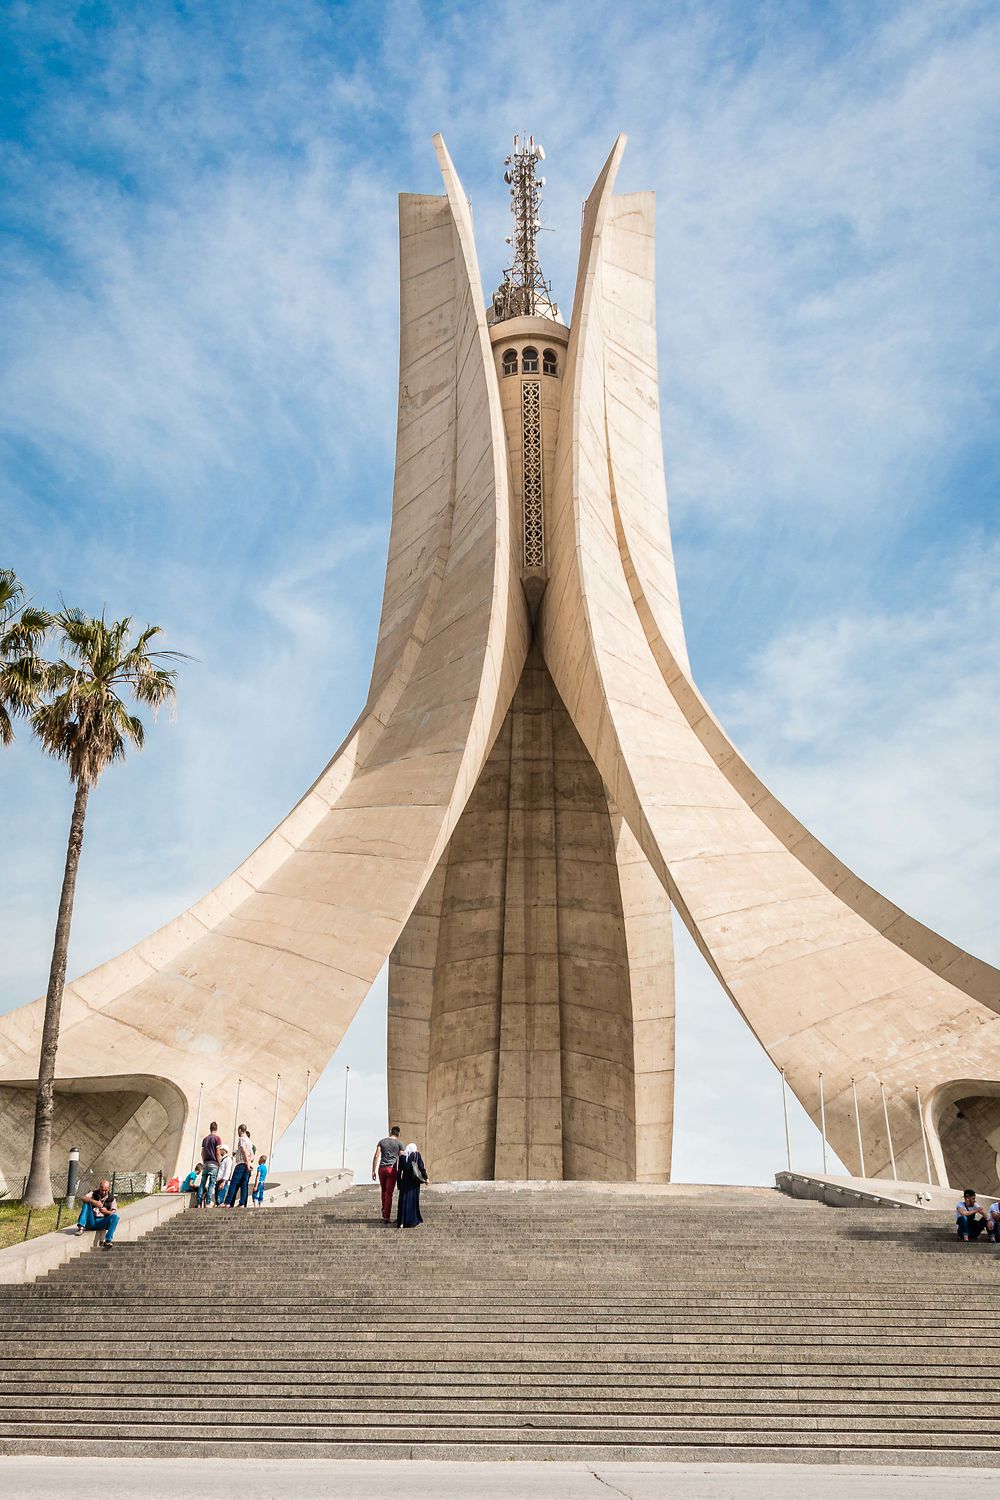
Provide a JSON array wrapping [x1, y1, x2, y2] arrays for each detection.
[[495, 649, 563, 1178], [389, 641, 675, 1182]]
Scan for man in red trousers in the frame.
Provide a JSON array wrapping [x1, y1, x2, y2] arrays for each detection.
[[371, 1125, 402, 1223]]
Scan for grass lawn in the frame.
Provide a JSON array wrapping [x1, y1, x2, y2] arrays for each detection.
[[0, 1196, 140, 1250]]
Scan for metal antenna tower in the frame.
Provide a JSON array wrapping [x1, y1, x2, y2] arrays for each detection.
[[489, 133, 559, 324]]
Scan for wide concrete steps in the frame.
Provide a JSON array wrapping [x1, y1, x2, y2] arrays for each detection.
[[0, 1183, 996, 1462]]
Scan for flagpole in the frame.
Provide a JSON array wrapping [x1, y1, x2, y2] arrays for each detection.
[[341, 1065, 351, 1169], [300, 1069, 311, 1171]]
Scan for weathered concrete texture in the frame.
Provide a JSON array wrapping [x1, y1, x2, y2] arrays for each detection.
[[541, 136, 1000, 1192], [389, 644, 675, 1181], [0, 135, 530, 1185]]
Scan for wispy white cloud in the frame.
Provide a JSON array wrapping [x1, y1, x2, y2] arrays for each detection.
[[719, 537, 1000, 961]]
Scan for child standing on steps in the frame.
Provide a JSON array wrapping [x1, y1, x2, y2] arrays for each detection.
[[252, 1155, 268, 1207]]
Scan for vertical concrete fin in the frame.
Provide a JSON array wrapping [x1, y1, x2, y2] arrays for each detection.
[[608, 802, 675, 1184]]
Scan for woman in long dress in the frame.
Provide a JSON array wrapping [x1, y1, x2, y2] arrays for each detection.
[[396, 1142, 427, 1229]]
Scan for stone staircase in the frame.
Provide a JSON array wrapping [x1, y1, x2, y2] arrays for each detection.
[[0, 1182, 995, 1462]]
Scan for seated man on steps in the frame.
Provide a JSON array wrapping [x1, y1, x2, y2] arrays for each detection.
[[955, 1188, 991, 1241], [74, 1179, 120, 1250], [989, 1198, 1000, 1243], [181, 1163, 202, 1197]]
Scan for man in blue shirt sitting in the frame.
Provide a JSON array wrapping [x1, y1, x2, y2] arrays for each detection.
[[955, 1188, 991, 1241]]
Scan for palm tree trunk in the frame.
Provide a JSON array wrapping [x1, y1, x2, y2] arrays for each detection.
[[23, 778, 90, 1208]]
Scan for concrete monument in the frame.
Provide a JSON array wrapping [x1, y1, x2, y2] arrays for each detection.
[[1, 135, 998, 1191]]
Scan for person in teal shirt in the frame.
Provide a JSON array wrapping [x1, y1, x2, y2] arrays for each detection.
[[252, 1155, 268, 1206], [181, 1164, 202, 1195]]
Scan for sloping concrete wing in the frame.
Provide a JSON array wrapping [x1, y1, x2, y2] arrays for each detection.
[[541, 136, 1000, 1190], [0, 138, 529, 1184]]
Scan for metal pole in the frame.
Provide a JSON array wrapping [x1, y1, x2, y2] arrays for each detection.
[[851, 1077, 866, 1179], [341, 1065, 351, 1170], [190, 1082, 204, 1171], [231, 1077, 242, 1153], [779, 1068, 791, 1170], [300, 1069, 311, 1171], [915, 1085, 933, 1185], [818, 1073, 828, 1176], [269, 1074, 281, 1161], [65, 1146, 80, 1206], [879, 1081, 897, 1180]]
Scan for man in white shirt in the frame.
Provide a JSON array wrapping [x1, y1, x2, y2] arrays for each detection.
[[226, 1124, 256, 1208], [955, 1188, 991, 1241]]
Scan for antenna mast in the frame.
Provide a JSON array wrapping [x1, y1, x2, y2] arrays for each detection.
[[490, 133, 558, 324]]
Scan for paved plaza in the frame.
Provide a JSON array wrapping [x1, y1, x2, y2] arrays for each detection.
[[2, 1457, 984, 1499]]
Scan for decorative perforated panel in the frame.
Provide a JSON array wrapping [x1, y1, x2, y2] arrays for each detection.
[[522, 379, 544, 567]]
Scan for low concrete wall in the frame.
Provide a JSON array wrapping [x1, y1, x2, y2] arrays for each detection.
[[775, 1170, 954, 1212], [260, 1169, 353, 1208], [0, 1170, 354, 1286], [0, 1191, 191, 1286]]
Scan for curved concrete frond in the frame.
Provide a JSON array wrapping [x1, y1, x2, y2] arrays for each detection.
[[0, 138, 528, 1184], [542, 140, 1000, 1191]]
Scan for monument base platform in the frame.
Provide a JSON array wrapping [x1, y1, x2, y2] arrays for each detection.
[[0, 1181, 993, 1463]]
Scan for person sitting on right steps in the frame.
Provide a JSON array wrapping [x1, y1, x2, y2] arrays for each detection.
[[955, 1187, 991, 1241], [989, 1198, 1000, 1243]]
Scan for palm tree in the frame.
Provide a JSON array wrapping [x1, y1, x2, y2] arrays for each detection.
[[22, 609, 184, 1208], [0, 568, 50, 745]]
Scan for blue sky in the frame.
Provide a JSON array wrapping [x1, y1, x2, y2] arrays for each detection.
[[1, 0, 998, 1183]]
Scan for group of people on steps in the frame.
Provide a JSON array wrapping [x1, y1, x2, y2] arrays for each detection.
[[372, 1125, 427, 1227], [182, 1121, 267, 1208]]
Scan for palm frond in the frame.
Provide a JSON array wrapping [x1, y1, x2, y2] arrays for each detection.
[[0, 570, 23, 628], [0, 572, 50, 741], [29, 607, 183, 785]]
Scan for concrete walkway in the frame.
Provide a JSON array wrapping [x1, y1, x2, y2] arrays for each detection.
[[2, 1457, 982, 1497]]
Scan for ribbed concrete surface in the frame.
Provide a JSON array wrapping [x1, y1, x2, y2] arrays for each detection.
[[0, 1183, 994, 1463]]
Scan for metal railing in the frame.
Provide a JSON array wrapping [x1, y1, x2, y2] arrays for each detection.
[[272, 1171, 350, 1205]]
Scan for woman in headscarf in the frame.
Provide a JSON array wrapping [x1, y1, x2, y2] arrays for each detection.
[[395, 1142, 427, 1229]]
